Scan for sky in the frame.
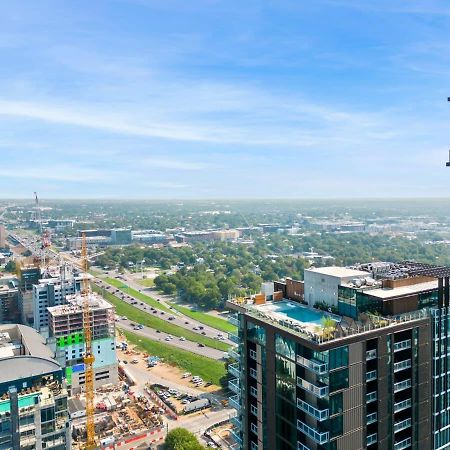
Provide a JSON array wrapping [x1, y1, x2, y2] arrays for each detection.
[[0, 0, 450, 199]]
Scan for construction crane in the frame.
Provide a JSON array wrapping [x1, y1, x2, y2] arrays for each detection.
[[33, 192, 51, 268], [81, 232, 96, 449]]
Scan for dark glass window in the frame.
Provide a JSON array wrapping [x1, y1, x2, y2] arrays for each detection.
[[247, 321, 266, 345], [330, 415, 343, 438], [275, 334, 296, 360], [329, 368, 348, 392], [329, 392, 343, 415], [329, 346, 348, 370]]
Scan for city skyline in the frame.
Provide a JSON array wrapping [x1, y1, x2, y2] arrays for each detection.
[[0, 1, 450, 198]]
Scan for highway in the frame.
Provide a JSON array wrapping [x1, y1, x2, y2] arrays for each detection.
[[11, 232, 234, 360], [116, 321, 224, 360]]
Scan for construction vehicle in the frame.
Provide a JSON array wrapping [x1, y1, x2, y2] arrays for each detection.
[[81, 232, 96, 449]]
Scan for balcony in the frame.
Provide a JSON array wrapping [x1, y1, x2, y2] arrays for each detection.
[[230, 429, 242, 445], [394, 339, 411, 352], [228, 348, 240, 360], [228, 363, 240, 378], [394, 379, 411, 393], [366, 391, 377, 404], [228, 333, 240, 345], [297, 376, 329, 398], [366, 370, 377, 382], [229, 395, 240, 411], [228, 314, 239, 327], [394, 398, 411, 413], [297, 398, 329, 421], [297, 355, 328, 375], [367, 412, 377, 425], [394, 359, 412, 373], [394, 437, 412, 450], [230, 416, 241, 429], [367, 433, 377, 446], [366, 349, 377, 360], [297, 442, 311, 450], [297, 419, 329, 445], [394, 418, 412, 433], [228, 379, 240, 394]]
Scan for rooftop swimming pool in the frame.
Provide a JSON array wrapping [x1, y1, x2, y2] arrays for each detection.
[[258, 301, 336, 326]]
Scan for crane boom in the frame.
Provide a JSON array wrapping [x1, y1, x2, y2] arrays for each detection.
[[81, 232, 96, 449]]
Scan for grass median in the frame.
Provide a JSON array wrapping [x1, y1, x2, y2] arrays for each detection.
[[104, 277, 172, 313], [168, 302, 237, 334], [92, 285, 229, 351], [123, 330, 226, 386]]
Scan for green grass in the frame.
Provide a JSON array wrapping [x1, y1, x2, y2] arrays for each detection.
[[92, 285, 229, 351], [104, 277, 172, 313], [123, 331, 226, 386], [136, 278, 155, 287], [169, 303, 237, 334]]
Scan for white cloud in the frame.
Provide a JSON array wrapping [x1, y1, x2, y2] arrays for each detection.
[[142, 157, 217, 171]]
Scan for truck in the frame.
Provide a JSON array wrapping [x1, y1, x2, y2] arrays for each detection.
[[183, 398, 210, 414]]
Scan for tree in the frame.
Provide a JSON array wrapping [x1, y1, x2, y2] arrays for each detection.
[[165, 428, 205, 450], [4, 260, 17, 274]]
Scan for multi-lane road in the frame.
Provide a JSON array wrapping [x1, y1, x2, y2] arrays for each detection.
[[11, 232, 234, 360]]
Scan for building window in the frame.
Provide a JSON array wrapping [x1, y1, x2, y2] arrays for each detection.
[[250, 386, 258, 398], [249, 349, 257, 360], [329, 393, 343, 415], [250, 368, 257, 379], [250, 404, 258, 416], [275, 334, 296, 360], [251, 423, 258, 434], [250, 442, 258, 450], [329, 346, 348, 370], [330, 368, 349, 392]]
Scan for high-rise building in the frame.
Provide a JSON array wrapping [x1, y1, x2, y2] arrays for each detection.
[[226, 261, 450, 450], [0, 323, 71, 450], [0, 276, 19, 324], [32, 274, 82, 332], [47, 292, 118, 393]]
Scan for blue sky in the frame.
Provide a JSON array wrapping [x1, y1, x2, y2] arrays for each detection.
[[1, 0, 450, 199]]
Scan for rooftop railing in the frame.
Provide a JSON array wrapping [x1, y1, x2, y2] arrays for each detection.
[[227, 298, 430, 344]]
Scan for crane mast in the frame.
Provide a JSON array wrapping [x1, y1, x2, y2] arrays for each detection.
[[81, 232, 96, 449]]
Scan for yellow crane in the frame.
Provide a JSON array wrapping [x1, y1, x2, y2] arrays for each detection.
[[81, 232, 96, 449]]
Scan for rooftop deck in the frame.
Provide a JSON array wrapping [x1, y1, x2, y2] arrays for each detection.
[[227, 296, 430, 345]]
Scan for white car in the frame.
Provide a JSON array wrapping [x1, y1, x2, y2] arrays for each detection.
[[179, 337, 186, 341]]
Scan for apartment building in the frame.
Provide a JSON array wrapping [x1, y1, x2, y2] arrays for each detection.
[[33, 275, 82, 332], [227, 261, 450, 450], [47, 292, 118, 393]]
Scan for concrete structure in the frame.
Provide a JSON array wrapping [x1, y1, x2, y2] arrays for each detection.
[[67, 228, 132, 249], [0, 276, 19, 324], [304, 266, 370, 308], [47, 292, 118, 393], [0, 225, 6, 247], [226, 261, 450, 450], [32, 274, 82, 332], [0, 324, 71, 449], [132, 231, 168, 244]]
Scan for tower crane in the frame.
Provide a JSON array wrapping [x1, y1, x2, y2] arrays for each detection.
[[33, 192, 51, 268], [81, 232, 96, 449]]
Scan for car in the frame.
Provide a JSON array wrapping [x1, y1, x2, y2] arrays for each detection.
[[160, 312, 165, 315], [204, 382, 212, 387], [179, 336, 186, 341], [165, 337, 171, 341], [168, 317, 174, 320], [122, 360, 128, 364], [193, 327, 199, 331], [198, 343, 205, 347], [153, 310, 157, 314], [156, 330, 161, 333], [182, 372, 191, 378], [198, 326, 204, 330], [131, 359, 138, 364], [185, 321, 189, 325]]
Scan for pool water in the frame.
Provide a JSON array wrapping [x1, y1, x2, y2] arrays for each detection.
[[263, 302, 334, 325]]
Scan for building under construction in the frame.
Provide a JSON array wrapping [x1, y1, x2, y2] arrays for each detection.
[[47, 292, 118, 394]]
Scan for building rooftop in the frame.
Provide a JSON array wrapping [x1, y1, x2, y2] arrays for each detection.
[[305, 266, 370, 278], [0, 324, 55, 360], [47, 292, 113, 316], [364, 280, 438, 300], [0, 356, 60, 384]]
